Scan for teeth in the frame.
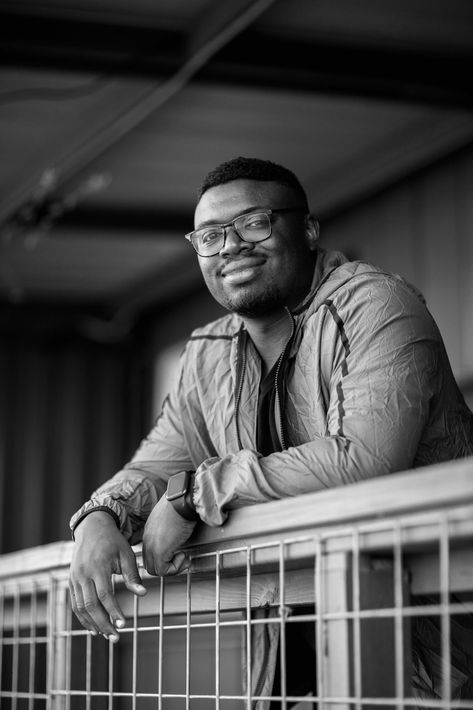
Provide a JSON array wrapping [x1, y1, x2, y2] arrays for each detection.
[[223, 261, 262, 276], [222, 266, 260, 283]]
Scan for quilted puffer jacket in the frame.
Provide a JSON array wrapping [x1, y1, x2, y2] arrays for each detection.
[[70, 248, 473, 540]]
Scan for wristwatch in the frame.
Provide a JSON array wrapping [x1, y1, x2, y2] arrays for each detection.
[[166, 471, 199, 521]]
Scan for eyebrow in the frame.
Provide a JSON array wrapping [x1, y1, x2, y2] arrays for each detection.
[[196, 205, 269, 229]]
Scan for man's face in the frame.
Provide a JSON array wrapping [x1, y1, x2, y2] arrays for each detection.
[[194, 179, 317, 318]]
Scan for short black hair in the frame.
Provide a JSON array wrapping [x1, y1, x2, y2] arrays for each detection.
[[198, 156, 309, 209]]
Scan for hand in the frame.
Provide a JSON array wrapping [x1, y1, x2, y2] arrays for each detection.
[[69, 511, 147, 641], [142, 496, 197, 576]]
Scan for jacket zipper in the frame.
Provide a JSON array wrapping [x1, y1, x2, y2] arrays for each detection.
[[274, 308, 296, 451], [234, 327, 246, 450], [235, 309, 295, 453]]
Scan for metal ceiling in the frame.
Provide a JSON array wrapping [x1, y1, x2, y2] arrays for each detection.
[[1, 0, 473, 325]]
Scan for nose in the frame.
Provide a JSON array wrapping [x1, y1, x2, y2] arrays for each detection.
[[219, 225, 254, 257]]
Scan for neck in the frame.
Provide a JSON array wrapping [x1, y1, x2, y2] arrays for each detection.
[[243, 309, 292, 376]]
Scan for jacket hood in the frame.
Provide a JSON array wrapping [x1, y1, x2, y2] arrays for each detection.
[[295, 247, 427, 317], [293, 247, 349, 314]]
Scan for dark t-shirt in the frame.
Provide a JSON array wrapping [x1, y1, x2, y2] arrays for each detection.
[[256, 363, 282, 456], [257, 363, 318, 707]]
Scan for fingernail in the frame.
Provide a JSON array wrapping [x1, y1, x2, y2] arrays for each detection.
[[89, 629, 98, 636], [115, 619, 125, 628], [109, 633, 120, 643]]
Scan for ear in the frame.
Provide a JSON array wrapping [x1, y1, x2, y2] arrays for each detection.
[[304, 215, 320, 251]]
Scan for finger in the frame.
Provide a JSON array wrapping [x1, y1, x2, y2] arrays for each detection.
[[68, 579, 99, 635], [93, 578, 128, 641], [119, 548, 147, 596], [142, 544, 158, 577], [81, 579, 121, 641], [159, 551, 190, 577]]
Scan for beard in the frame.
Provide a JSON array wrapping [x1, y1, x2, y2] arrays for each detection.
[[216, 281, 288, 318]]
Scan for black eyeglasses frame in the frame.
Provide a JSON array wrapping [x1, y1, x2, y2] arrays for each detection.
[[185, 206, 308, 257]]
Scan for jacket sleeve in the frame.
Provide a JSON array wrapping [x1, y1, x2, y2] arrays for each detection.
[[193, 275, 444, 526], [69, 360, 194, 544]]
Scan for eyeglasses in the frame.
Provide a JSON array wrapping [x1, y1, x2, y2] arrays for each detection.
[[185, 207, 307, 257]]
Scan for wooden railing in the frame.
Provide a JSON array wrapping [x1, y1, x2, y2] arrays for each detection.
[[1, 458, 473, 709]]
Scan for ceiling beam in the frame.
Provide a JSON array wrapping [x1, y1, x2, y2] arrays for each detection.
[[210, 32, 473, 109], [0, 13, 184, 77], [57, 206, 194, 235], [1, 11, 473, 109]]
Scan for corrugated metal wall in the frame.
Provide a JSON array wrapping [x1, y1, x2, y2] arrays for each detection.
[[320, 143, 473, 394], [0, 338, 150, 553]]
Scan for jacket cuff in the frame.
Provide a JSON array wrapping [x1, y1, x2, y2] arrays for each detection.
[[69, 499, 125, 539], [192, 461, 229, 527]]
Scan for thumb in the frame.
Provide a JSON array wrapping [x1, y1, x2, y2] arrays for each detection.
[[120, 549, 147, 595], [164, 551, 191, 576]]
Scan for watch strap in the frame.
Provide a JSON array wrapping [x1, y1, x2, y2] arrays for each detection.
[[166, 471, 199, 521]]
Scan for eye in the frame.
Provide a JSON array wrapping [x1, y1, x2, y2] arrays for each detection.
[[243, 213, 268, 230], [200, 229, 223, 245]]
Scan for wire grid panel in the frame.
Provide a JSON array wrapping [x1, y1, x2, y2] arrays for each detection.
[[1, 505, 472, 709], [51, 506, 473, 709], [0, 575, 54, 710]]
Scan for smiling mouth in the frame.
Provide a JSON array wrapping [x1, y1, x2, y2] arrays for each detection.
[[221, 258, 265, 280]]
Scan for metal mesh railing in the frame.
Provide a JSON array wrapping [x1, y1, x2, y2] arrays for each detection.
[[1, 460, 473, 709]]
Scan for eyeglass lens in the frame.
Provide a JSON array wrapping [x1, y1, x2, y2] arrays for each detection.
[[192, 212, 272, 256]]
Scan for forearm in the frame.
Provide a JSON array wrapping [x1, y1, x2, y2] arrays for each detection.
[[193, 431, 416, 527], [194, 350, 432, 528], [70, 468, 165, 544], [70, 376, 193, 543]]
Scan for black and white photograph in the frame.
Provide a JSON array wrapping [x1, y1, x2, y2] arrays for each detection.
[[1, 1, 473, 707]]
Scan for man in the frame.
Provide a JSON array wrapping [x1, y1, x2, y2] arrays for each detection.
[[69, 157, 473, 696]]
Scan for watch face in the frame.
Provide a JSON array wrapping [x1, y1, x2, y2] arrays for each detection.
[[166, 471, 189, 501]]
